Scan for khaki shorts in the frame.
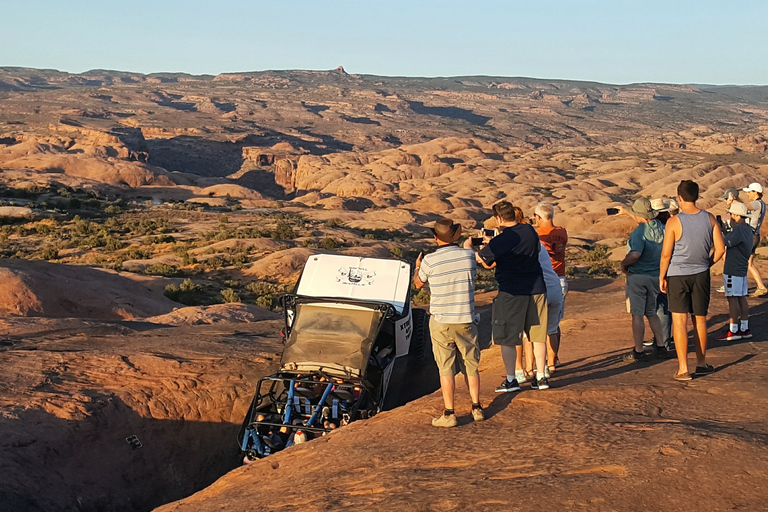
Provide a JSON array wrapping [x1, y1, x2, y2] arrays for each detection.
[[491, 292, 548, 346], [429, 317, 480, 377]]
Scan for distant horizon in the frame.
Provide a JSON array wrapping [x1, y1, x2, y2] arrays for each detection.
[[2, 65, 767, 89], [2, 1, 767, 86]]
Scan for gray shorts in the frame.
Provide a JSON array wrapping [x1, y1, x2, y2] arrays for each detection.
[[429, 317, 480, 377], [491, 291, 548, 346], [625, 273, 659, 316]]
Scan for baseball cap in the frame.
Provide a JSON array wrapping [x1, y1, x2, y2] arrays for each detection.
[[743, 182, 763, 194], [720, 188, 739, 200], [728, 202, 749, 217]]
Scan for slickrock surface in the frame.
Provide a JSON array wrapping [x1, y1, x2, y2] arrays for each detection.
[[156, 281, 768, 512]]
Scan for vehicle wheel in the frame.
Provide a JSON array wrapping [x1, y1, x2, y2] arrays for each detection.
[[410, 308, 433, 366]]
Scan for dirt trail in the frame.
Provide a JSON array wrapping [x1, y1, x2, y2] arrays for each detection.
[[156, 279, 768, 512]]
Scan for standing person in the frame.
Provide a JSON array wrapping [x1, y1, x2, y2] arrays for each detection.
[[414, 218, 483, 427], [465, 201, 550, 391], [716, 201, 753, 341], [620, 198, 668, 362], [659, 180, 725, 381], [742, 183, 767, 297], [648, 198, 678, 352], [716, 189, 739, 293], [533, 202, 568, 372]]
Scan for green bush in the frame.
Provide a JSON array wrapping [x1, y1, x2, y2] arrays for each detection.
[[221, 288, 241, 303], [256, 294, 273, 309], [41, 246, 59, 260], [390, 246, 403, 259], [320, 237, 340, 250], [144, 263, 182, 277]]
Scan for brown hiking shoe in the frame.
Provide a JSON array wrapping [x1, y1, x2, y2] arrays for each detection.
[[432, 413, 457, 427], [471, 407, 485, 422]]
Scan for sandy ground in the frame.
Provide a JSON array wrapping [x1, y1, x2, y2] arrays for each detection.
[[156, 280, 768, 512]]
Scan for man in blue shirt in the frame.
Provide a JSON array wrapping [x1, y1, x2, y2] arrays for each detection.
[[466, 201, 550, 391], [621, 198, 667, 363]]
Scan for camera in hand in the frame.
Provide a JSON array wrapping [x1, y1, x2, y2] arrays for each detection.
[[606, 208, 620, 216], [471, 237, 483, 247], [483, 228, 497, 238]]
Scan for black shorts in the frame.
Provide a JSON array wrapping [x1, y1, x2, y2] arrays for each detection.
[[752, 233, 760, 255], [667, 270, 710, 316]]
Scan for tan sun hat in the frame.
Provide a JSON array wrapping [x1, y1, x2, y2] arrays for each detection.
[[430, 218, 463, 243], [728, 201, 749, 217]]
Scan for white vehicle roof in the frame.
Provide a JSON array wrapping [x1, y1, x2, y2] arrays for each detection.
[[296, 254, 412, 314]]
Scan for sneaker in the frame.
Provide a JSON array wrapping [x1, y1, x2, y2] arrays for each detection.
[[717, 285, 725, 293], [752, 287, 768, 297], [655, 344, 672, 359], [495, 378, 521, 393], [531, 377, 549, 390], [554, 357, 561, 368], [623, 349, 650, 363], [716, 329, 741, 341], [643, 338, 654, 347], [471, 407, 485, 422], [544, 366, 551, 379], [739, 329, 753, 339], [431, 413, 457, 428], [694, 364, 715, 376], [515, 371, 529, 383]]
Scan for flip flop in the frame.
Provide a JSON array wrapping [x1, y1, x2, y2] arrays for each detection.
[[694, 364, 715, 375], [673, 371, 692, 381]]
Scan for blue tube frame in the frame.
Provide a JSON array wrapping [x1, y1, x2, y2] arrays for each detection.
[[283, 379, 296, 423], [307, 383, 335, 426]]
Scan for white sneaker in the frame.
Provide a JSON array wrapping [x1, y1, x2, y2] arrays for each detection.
[[515, 371, 529, 383], [717, 285, 725, 293]]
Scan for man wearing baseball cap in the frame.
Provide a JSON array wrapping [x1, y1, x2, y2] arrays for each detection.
[[717, 201, 753, 341], [742, 183, 767, 296]]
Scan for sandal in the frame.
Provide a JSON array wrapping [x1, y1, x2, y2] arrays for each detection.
[[673, 371, 691, 381]]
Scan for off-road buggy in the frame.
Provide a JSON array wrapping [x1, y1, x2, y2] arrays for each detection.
[[238, 254, 438, 460]]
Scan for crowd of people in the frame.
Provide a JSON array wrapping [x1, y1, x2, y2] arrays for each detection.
[[415, 178, 765, 427]]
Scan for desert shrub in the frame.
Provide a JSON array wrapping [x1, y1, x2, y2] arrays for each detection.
[[565, 266, 576, 278], [326, 218, 342, 228], [104, 205, 122, 214], [390, 246, 403, 259], [364, 234, 375, 239], [476, 268, 498, 292], [41, 246, 59, 260], [585, 245, 608, 262], [104, 236, 124, 251], [256, 295, 273, 309], [221, 288, 241, 303], [57, 188, 71, 198], [174, 244, 189, 256], [272, 221, 296, 240], [125, 248, 151, 260], [246, 281, 287, 296], [412, 287, 431, 306], [320, 237, 340, 250], [144, 263, 182, 277], [224, 279, 240, 288], [179, 278, 200, 292]]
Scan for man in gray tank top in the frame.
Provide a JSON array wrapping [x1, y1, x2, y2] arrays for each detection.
[[659, 180, 725, 381]]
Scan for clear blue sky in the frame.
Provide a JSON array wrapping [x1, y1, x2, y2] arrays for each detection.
[[1, 0, 766, 85]]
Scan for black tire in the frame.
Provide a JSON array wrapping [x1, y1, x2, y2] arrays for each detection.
[[410, 307, 433, 366]]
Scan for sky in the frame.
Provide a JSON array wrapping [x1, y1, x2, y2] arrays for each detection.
[[1, 0, 767, 85]]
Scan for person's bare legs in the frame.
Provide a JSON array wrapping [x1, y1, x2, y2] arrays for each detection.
[[631, 314, 646, 352], [546, 332, 560, 368], [500, 345, 518, 377], [748, 255, 766, 290], [738, 296, 749, 323], [647, 314, 665, 349], [727, 297, 740, 327], [532, 341, 548, 376], [672, 312, 690, 375], [692, 314, 708, 367], [439, 375, 455, 410], [466, 373, 480, 404]]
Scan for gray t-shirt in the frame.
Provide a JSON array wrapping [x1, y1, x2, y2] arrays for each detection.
[[723, 220, 753, 277], [748, 199, 766, 233]]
